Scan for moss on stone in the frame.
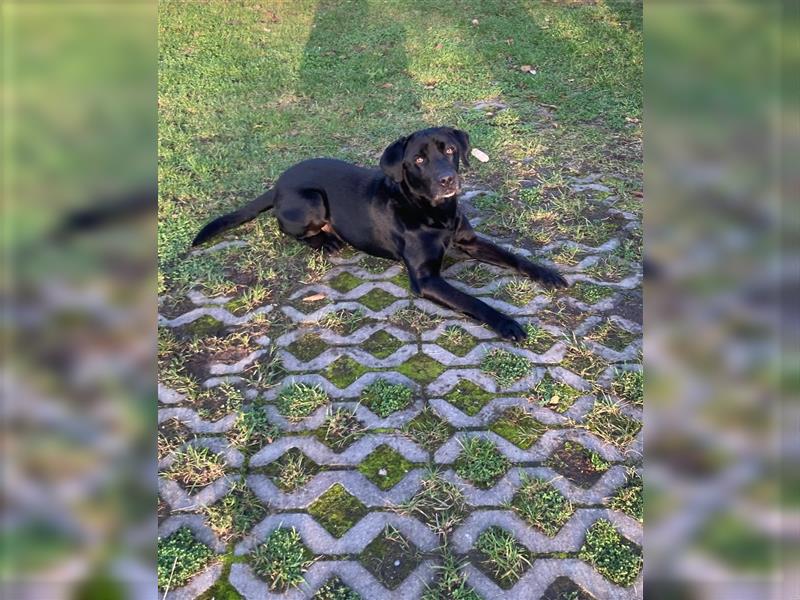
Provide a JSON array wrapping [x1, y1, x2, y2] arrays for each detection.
[[357, 288, 399, 311], [389, 271, 412, 292], [362, 330, 403, 359], [444, 379, 493, 416], [321, 356, 369, 388], [179, 315, 226, 338], [307, 483, 368, 538], [328, 271, 363, 293], [489, 407, 546, 449], [358, 445, 414, 490], [396, 354, 446, 384], [436, 326, 479, 357], [286, 333, 329, 362]]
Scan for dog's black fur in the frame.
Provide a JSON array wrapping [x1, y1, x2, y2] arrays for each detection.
[[193, 127, 567, 340]]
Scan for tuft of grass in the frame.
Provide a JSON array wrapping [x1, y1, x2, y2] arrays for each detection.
[[228, 403, 281, 452], [317, 309, 368, 334], [570, 282, 615, 305], [457, 264, 494, 288], [490, 407, 546, 449], [204, 480, 267, 542], [587, 321, 637, 352], [580, 397, 642, 449], [480, 349, 532, 387], [165, 446, 226, 492], [388, 307, 442, 334], [251, 528, 313, 591], [578, 519, 642, 587], [358, 444, 414, 490], [531, 373, 581, 413], [263, 448, 320, 492], [359, 525, 421, 590], [396, 470, 467, 537], [421, 548, 481, 600], [437, 325, 478, 357], [317, 407, 366, 451], [510, 476, 574, 536], [610, 468, 643, 522], [307, 483, 368, 538], [157, 527, 215, 590], [475, 527, 531, 588], [612, 369, 643, 406], [194, 383, 245, 422], [495, 279, 538, 306], [562, 341, 608, 383], [403, 406, 454, 452], [453, 437, 510, 489], [360, 379, 413, 417], [518, 323, 557, 354], [314, 577, 362, 600], [276, 383, 329, 422], [244, 347, 286, 388]]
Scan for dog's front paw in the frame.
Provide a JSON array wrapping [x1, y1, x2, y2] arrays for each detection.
[[494, 318, 527, 342], [531, 265, 568, 288]]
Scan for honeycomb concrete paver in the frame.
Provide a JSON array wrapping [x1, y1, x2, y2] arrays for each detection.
[[158, 190, 643, 599]]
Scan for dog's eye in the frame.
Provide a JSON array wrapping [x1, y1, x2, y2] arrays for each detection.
[[445, 146, 455, 155], [415, 156, 425, 165]]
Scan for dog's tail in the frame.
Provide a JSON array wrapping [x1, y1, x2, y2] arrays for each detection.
[[192, 188, 276, 247]]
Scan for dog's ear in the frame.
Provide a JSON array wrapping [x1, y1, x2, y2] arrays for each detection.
[[448, 128, 471, 168], [380, 136, 408, 183]]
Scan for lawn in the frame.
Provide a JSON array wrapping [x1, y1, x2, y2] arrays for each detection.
[[158, 1, 642, 597]]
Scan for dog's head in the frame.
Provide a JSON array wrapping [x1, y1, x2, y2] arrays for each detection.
[[380, 127, 471, 205]]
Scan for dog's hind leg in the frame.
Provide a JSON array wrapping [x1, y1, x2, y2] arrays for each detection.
[[275, 189, 344, 253]]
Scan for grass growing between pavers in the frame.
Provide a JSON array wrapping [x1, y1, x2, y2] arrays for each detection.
[[519, 323, 559, 354], [481, 349, 533, 387], [474, 526, 531, 589], [611, 468, 643, 522], [531, 373, 582, 413], [490, 407, 546, 449], [360, 379, 414, 417], [403, 407, 455, 452], [580, 397, 642, 449], [251, 528, 314, 592], [397, 470, 468, 538], [396, 353, 447, 384], [205, 481, 267, 542], [587, 320, 638, 352], [322, 356, 370, 388], [308, 483, 369, 538], [262, 448, 320, 492], [511, 476, 574, 537], [317, 407, 366, 451], [328, 271, 364, 293], [578, 520, 642, 587], [359, 445, 415, 490], [286, 333, 329, 362], [276, 382, 329, 421], [157, 527, 215, 590], [314, 577, 362, 600], [165, 446, 226, 493], [612, 369, 643, 407], [454, 437, 510, 489], [228, 403, 281, 453], [436, 325, 480, 357], [421, 550, 481, 600]]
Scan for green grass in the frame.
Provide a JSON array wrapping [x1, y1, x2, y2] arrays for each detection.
[[475, 527, 531, 588], [580, 397, 642, 449], [307, 483, 368, 538], [403, 406, 455, 452], [276, 382, 329, 421], [453, 437, 510, 489], [157, 527, 215, 590], [262, 448, 320, 491], [165, 446, 226, 492], [578, 520, 642, 587], [480, 349, 532, 387], [204, 481, 267, 542], [421, 549, 481, 600], [444, 379, 494, 416], [397, 470, 468, 537], [511, 476, 574, 536], [360, 379, 414, 417], [314, 577, 362, 600], [612, 369, 643, 406], [437, 326, 479, 357], [610, 468, 643, 522], [251, 528, 313, 591], [489, 407, 546, 449], [532, 373, 582, 413], [317, 407, 366, 451]]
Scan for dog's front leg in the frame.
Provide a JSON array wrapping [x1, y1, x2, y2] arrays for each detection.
[[406, 265, 526, 341]]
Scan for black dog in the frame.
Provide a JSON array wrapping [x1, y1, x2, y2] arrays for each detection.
[[192, 127, 567, 340]]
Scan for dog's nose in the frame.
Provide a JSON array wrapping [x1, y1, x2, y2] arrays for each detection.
[[439, 174, 455, 187]]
